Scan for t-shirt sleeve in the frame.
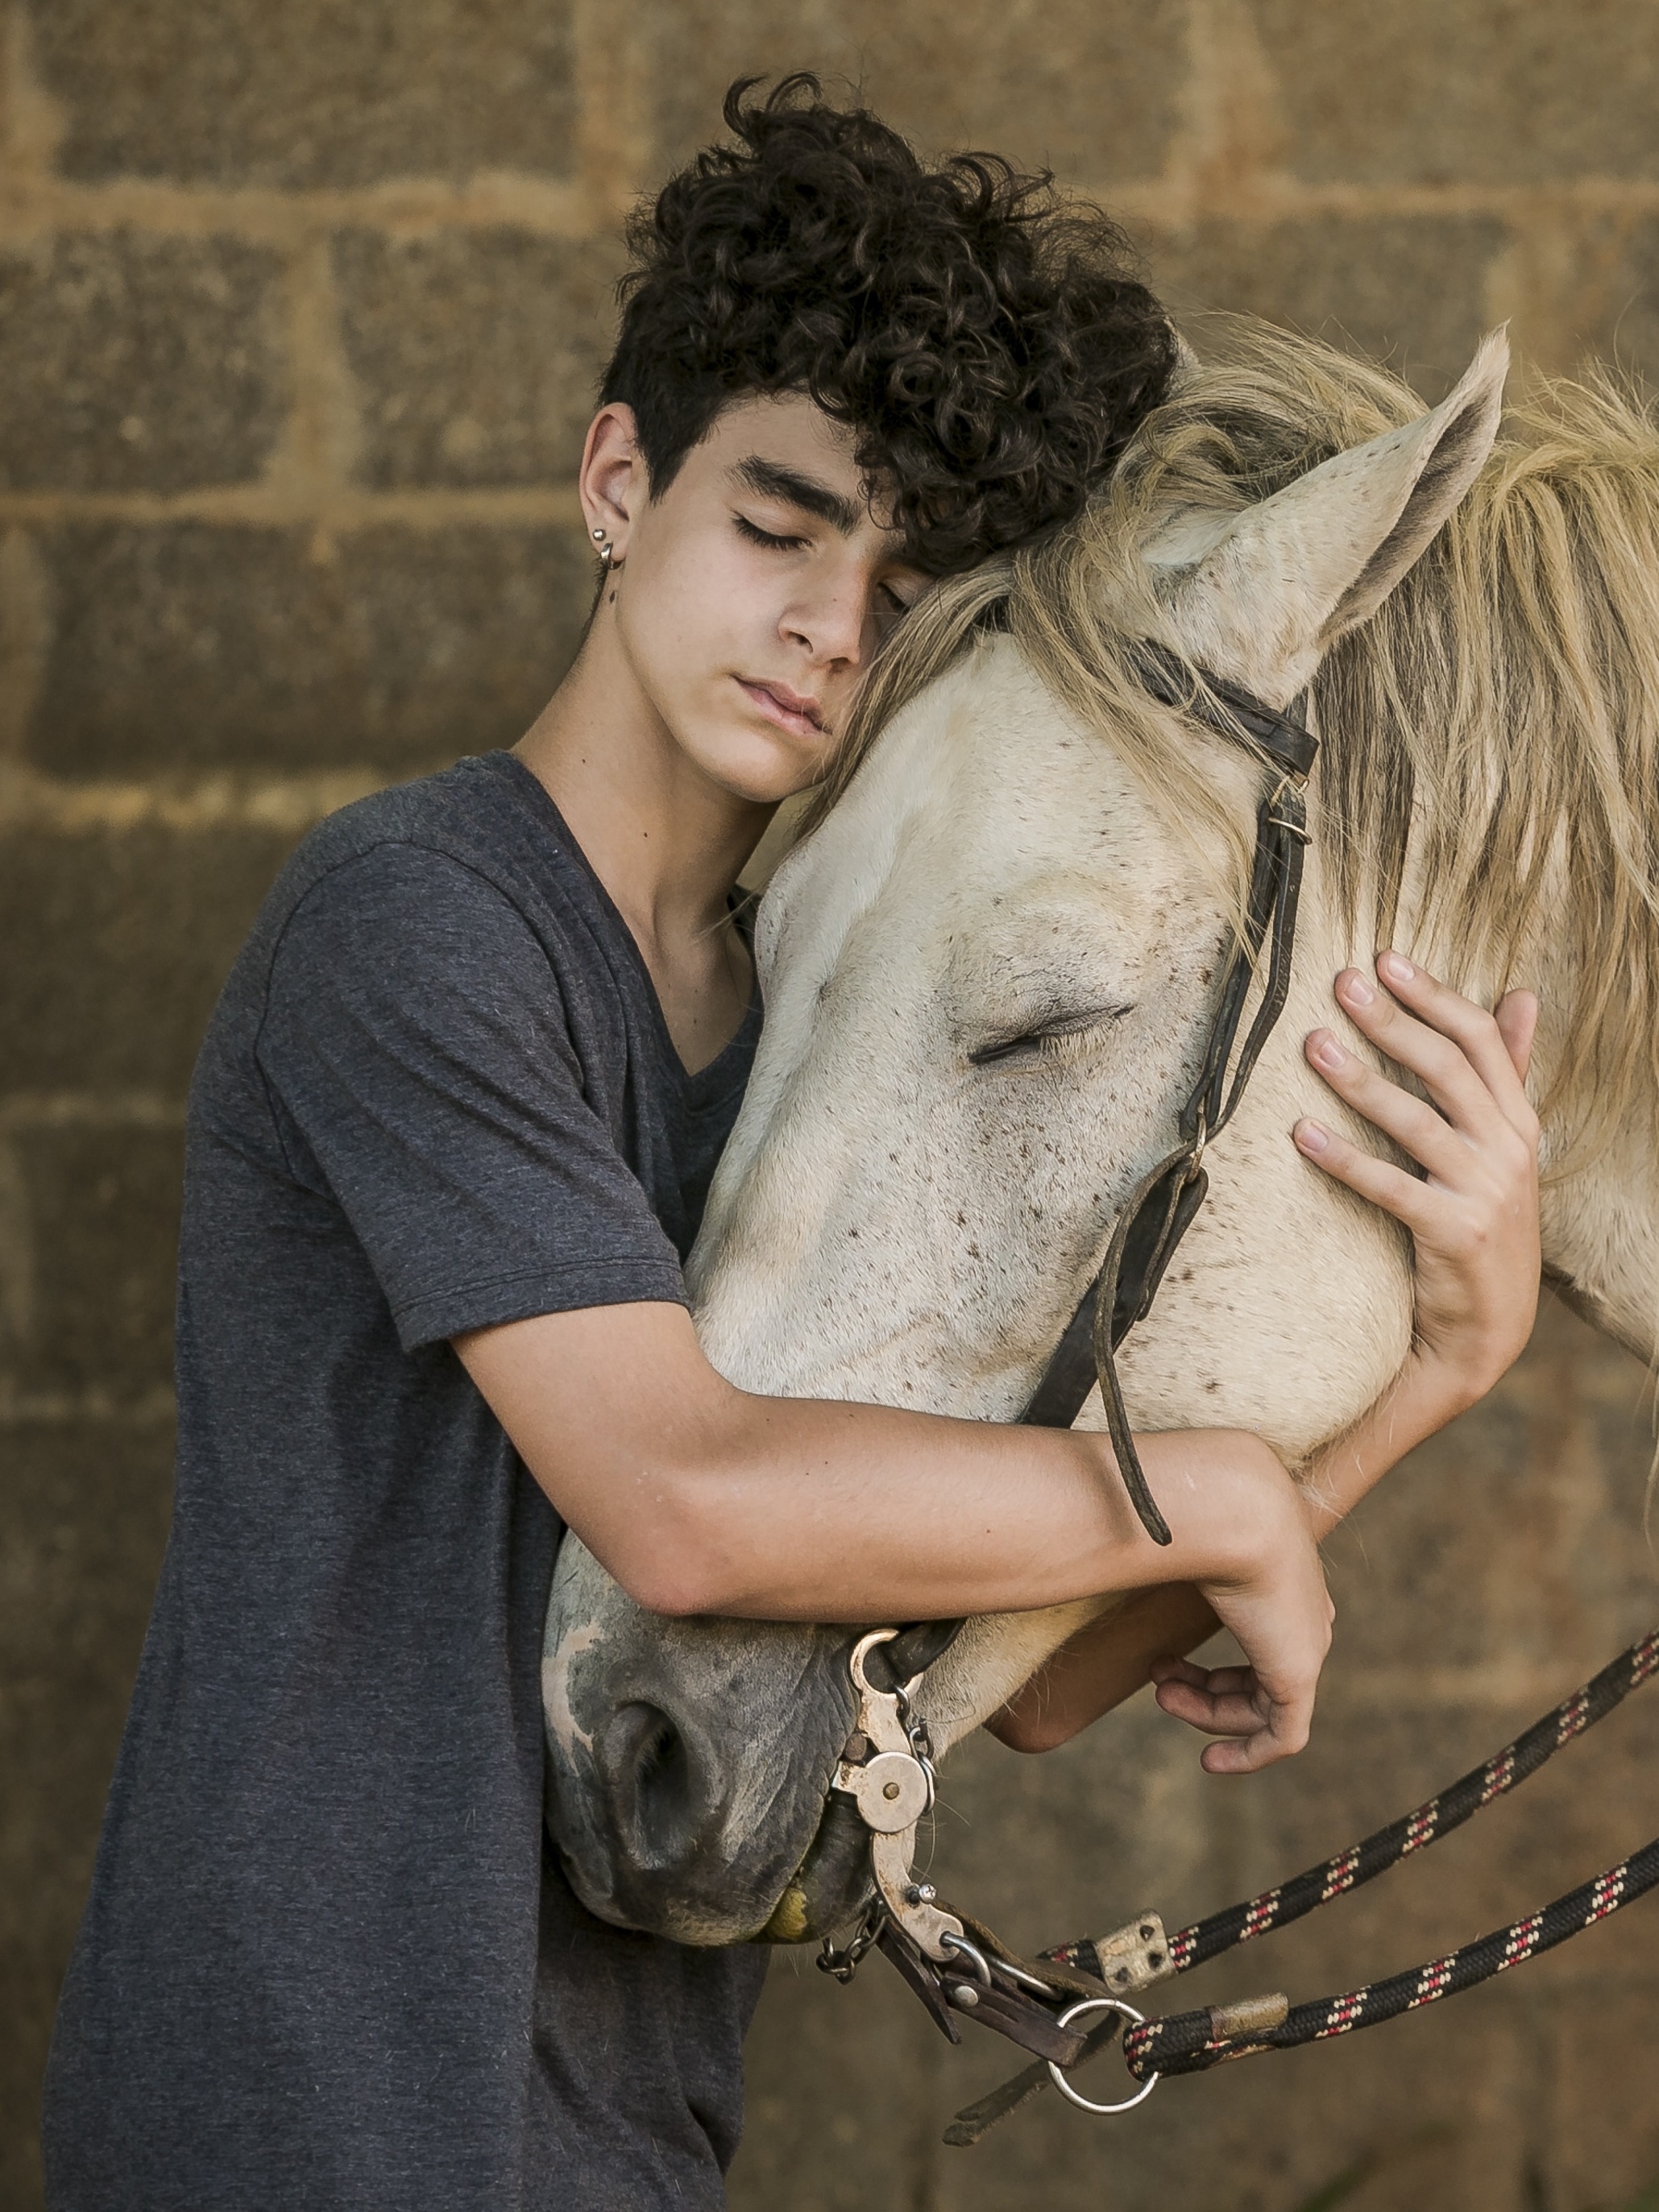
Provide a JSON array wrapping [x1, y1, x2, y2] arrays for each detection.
[[254, 841, 688, 1350]]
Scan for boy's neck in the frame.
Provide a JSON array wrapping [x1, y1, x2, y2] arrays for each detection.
[[516, 619, 774, 965]]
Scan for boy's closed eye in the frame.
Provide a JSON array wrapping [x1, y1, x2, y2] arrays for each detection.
[[732, 512, 811, 553], [732, 509, 919, 618]]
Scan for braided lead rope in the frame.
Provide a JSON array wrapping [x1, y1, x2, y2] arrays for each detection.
[[1043, 1625, 1659, 1986], [1122, 1834, 1659, 2080]]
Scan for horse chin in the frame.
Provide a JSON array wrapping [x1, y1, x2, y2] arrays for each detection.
[[755, 1792, 878, 1945], [550, 1787, 875, 1950]]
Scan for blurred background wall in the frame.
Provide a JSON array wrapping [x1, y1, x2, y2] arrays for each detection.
[[3, 3, 1659, 2207]]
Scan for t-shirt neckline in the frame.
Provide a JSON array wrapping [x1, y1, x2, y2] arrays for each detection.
[[479, 750, 761, 1092]]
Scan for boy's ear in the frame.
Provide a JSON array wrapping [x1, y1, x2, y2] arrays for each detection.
[[579, 403, 645, 552], [1147, 329, 1509, 706]]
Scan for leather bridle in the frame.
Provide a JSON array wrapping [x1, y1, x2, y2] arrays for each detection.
[[1022, 644, 1317, 1542], [858, 646, 1317, 1705]]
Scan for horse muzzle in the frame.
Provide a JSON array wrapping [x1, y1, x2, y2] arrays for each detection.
[[542, 1539, 865, 1945]]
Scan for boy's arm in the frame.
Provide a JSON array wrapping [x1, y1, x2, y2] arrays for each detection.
[[456, 1303, 1329, 1774], [988, 955, 1541, 1756]]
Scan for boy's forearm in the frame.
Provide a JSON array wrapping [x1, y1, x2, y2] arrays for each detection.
[[455, 1303, 1288, 1622], [1297, 1346, 1476, 1537], [660, 1395, 1286, 1621]]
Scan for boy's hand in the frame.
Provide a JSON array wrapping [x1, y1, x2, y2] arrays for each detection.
[[1130, 1436, 1334, 1774], [1149, 1651, 1317, 1773], [1293, 951, 1541, 1422]]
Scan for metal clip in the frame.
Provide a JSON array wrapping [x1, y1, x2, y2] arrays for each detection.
[[831, 1630, 964, 1961]]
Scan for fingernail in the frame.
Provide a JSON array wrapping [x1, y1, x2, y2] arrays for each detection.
[[1296, 1119, 1329, 1154], [1339, 971, 1374, 1007], [1311, 1031, 1345, 1071], [1379, 950, 1414, 983]]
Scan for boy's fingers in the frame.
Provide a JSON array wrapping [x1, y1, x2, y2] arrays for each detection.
[[1154, 1677, 1262, 1735], [1339, 955, 1539, 1141], [1372, 954, 1533, 1112], [1494, 988, 1539, 1085], [1303, 1031, 1478, 1184], [1202, 1720, 1304, 1775], [1330, 972, 1511, 1138], [1293, 1117, 1437, 1232], [1150, 1655, 1251, 1695]]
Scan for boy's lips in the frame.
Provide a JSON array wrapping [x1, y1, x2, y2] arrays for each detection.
[[736, 677, 827, 739]]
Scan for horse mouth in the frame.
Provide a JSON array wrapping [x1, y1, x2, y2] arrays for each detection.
[[755, 1788, 877, 1945]]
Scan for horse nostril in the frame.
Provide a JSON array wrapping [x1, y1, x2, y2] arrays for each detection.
[[603, 1701, 704, 1871]]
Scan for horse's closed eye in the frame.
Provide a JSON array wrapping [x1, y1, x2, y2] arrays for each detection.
[[968, 1004, 1135, 1067]]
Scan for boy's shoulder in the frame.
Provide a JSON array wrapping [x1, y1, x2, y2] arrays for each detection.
[[194, 752, 594, 1109], [235, 749, 594, 990], [276, 751, 553, 914]]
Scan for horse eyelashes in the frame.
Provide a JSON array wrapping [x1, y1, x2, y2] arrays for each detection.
[[968, 1005, 1135, 1067]]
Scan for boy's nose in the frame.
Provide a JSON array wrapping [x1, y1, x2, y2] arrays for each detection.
[[783, 589, 866, 673]]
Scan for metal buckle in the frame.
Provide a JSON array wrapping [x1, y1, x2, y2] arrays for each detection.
[[1263, 773, 1312, 844], [1186, 1104, 1209, 1178]]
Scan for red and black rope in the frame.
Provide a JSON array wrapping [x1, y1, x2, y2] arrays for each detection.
[[1122, 1835, 1659, 2079], [1039, 1626, 1659, 2082]]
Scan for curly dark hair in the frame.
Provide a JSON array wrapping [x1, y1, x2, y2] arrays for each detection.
[[599, 76, 1178, 577]]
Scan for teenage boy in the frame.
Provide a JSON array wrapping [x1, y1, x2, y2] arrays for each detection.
[[43, 78, 1540, 2212]]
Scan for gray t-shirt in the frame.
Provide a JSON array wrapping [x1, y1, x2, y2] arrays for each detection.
[[43, 752, 769, 2212]]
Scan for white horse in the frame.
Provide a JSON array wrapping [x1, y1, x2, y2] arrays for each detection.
[[543, 321, 1659, 1947]]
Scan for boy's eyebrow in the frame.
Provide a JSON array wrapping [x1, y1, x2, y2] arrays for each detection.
[[730, 455, 864, 536]]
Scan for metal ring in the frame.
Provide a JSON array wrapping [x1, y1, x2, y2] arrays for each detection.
[[848, 1628, 901, 1695], [1046, 1999, 1160, 2115], [939, 1932, 993, 1987]]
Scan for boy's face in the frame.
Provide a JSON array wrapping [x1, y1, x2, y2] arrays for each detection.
[[582, 393, 931, 805]]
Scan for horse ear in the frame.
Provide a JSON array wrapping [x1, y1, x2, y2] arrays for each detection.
[[1150, 329, 1510, 704]]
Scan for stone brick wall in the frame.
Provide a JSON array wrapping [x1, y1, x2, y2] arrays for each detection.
[[3, 5, 1658, 2208]]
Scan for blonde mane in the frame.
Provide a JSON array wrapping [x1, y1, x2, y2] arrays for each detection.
[[815, 317, 1659, 1172]]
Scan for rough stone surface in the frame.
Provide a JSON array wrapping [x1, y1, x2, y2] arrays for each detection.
[[0, 234, 288, 495], [1253, 0, 1659, 187], [334, 230, 620, 488], [1594, 216, 1659, 383], [0, 826, 300, 1092], [1156, 214, 1511, 394], [1541, 1986, 1659, 2209], [27, 0, 578, 188], [637, 0, 1190, 183], [30, 524, 592, 777]]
